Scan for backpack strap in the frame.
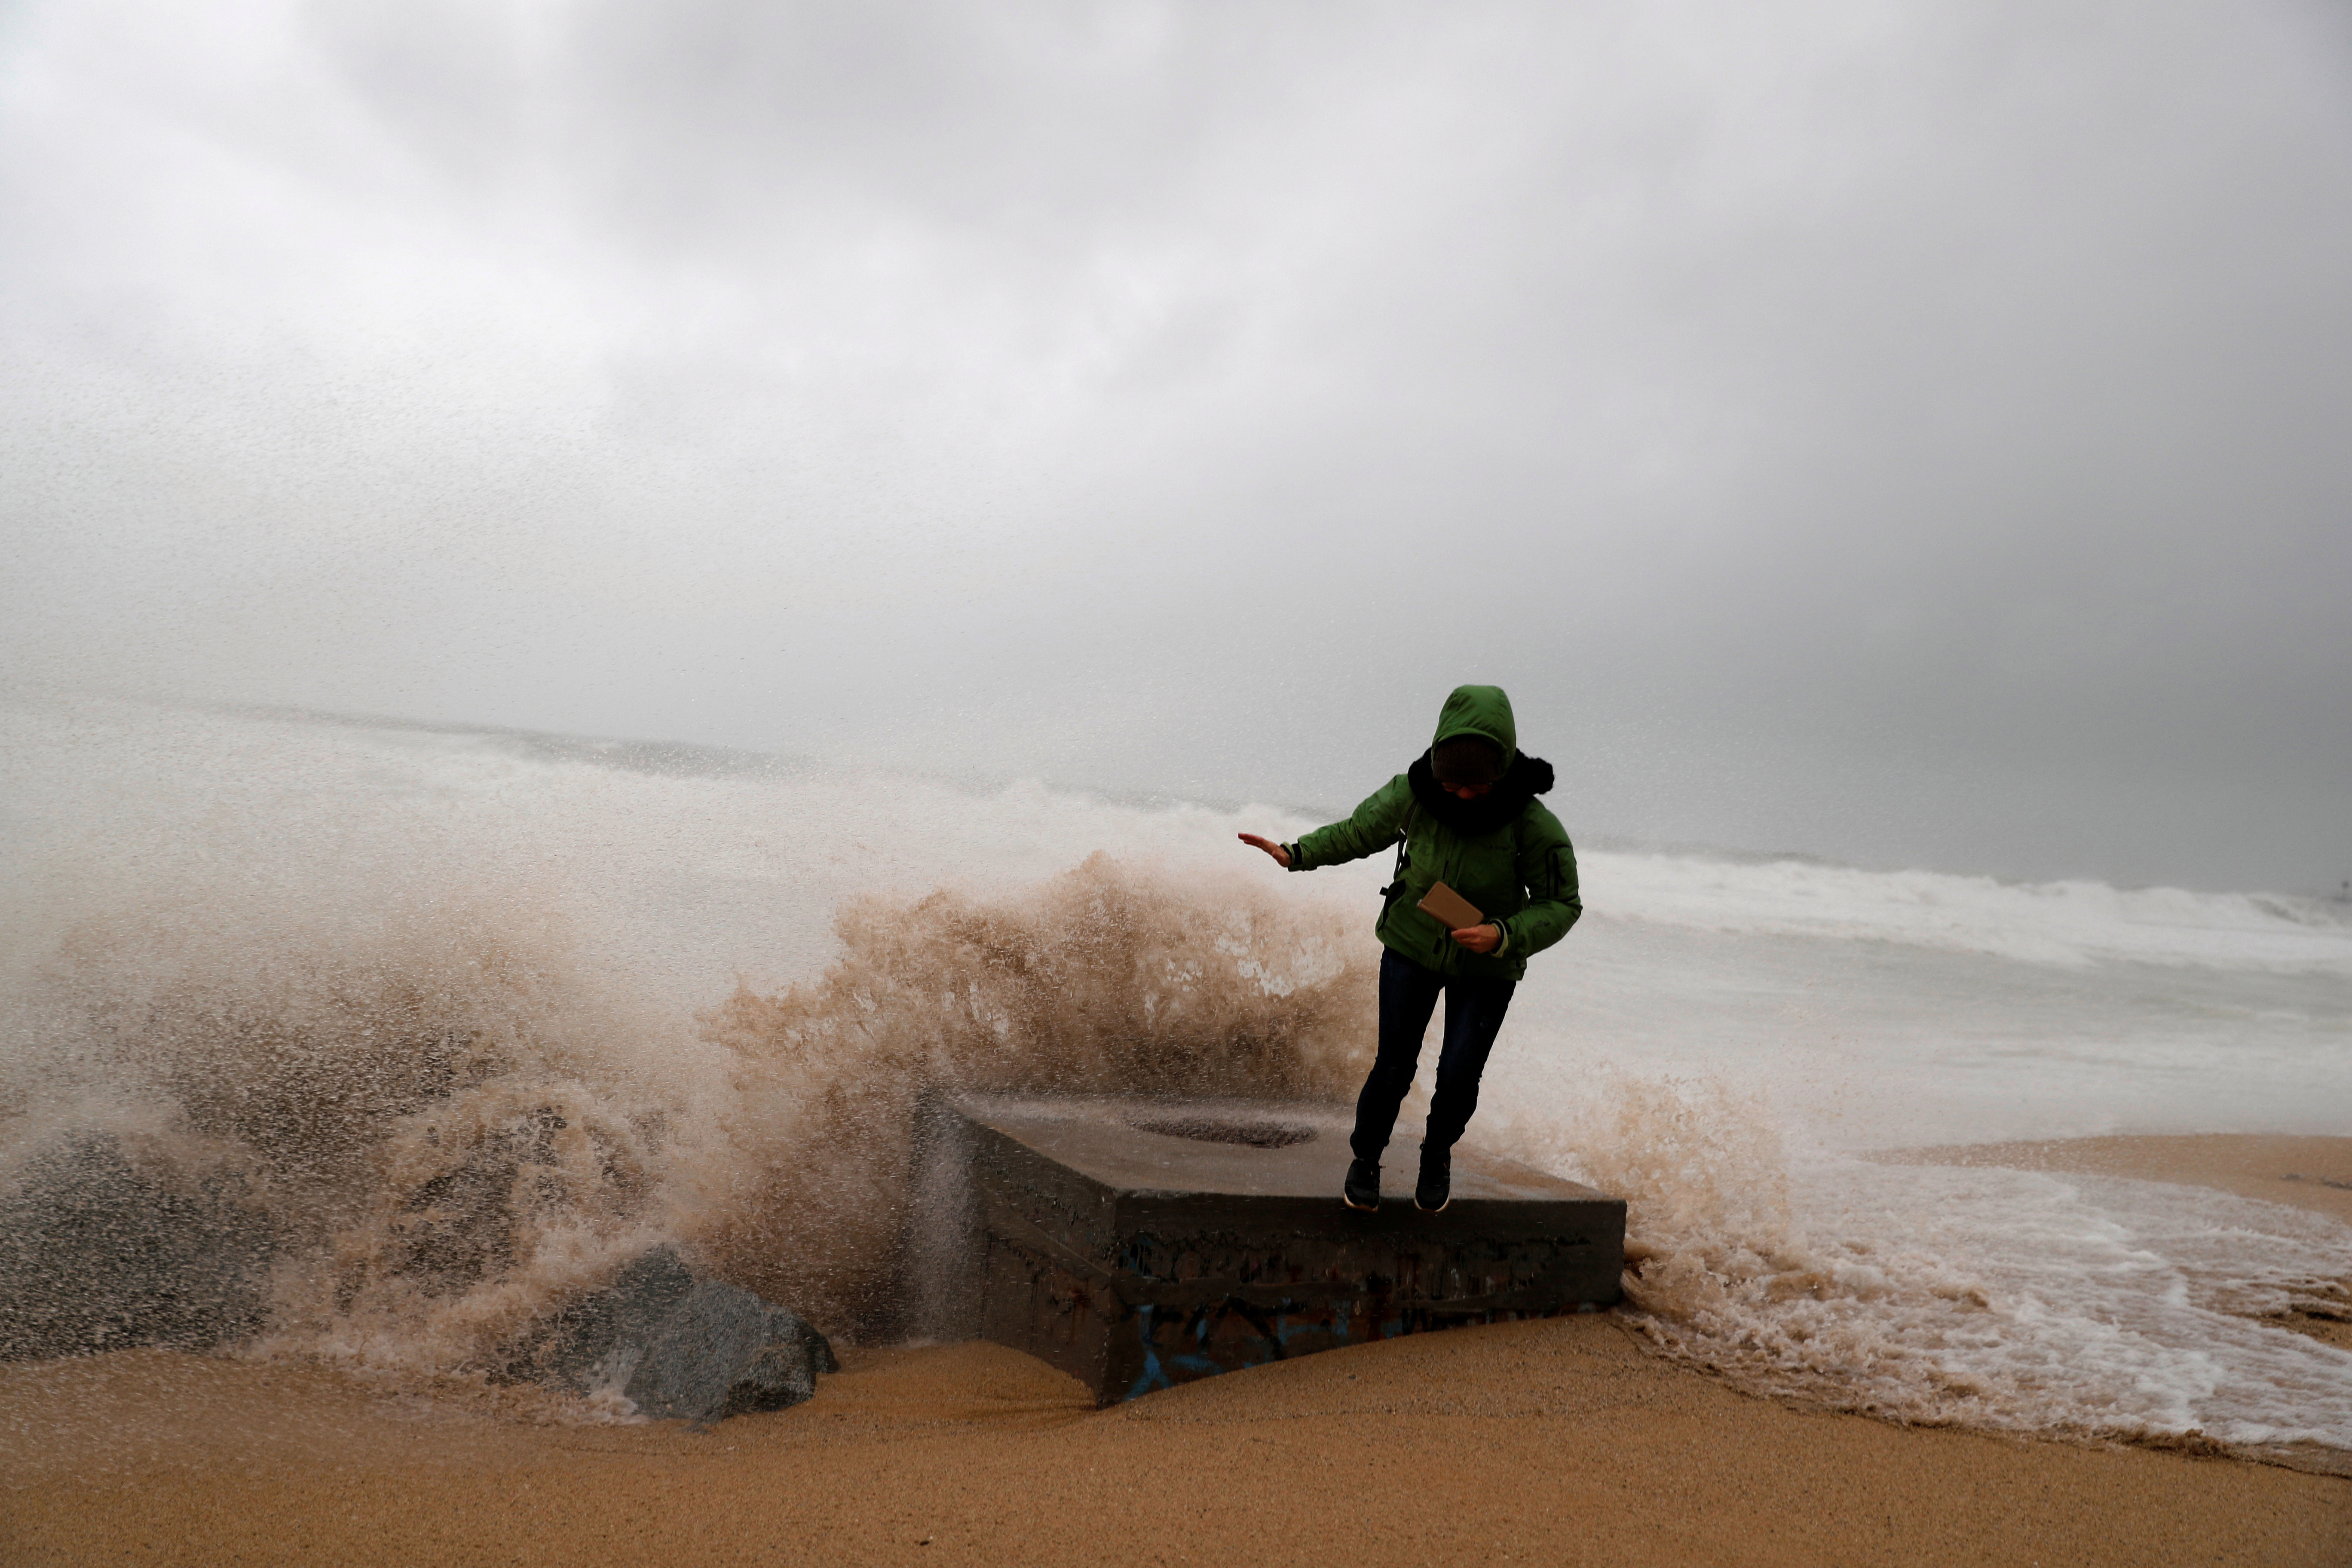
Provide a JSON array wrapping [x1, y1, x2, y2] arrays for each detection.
[[1377, 801, 1415, 907]]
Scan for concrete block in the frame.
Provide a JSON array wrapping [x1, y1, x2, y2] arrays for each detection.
[[924, 1096, 1623, 1404]]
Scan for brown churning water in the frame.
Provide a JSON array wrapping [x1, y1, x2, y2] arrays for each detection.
[[5, 839, 1374, 1378]]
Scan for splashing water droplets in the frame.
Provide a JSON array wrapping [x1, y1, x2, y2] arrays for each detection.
[[8, 850, 1374, 1381]]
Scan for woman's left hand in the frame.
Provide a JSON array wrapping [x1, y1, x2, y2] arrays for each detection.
[[1450, 924, 1502, 954]]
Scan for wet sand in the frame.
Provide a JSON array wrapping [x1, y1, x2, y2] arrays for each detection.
[[1872, 1133, 2352, 1226], [4, 1136, 2348, 1567]]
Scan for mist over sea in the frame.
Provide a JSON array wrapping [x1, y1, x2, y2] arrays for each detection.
[[4, 694, 2347, 1455]]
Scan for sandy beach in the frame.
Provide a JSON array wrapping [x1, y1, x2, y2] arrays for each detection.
[[4, 1134, 2347, 1567]]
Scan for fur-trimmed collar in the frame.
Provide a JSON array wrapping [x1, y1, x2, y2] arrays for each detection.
[[1407, 750, 1555, 836]]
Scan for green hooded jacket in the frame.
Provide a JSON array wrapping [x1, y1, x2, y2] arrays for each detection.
[[1285, 684, 1580, 981]]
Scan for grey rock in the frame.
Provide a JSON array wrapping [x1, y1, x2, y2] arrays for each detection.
[[498, 1245, 697, 1393], [623, 1279, 839, 1424], [0, 1133, 282, 1361], [497, 1248, 838, 1424]]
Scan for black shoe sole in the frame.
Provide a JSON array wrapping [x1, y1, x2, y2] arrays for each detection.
[[1415, 1196, 1449, 1213], [1343, 1192, 1380, 1212]]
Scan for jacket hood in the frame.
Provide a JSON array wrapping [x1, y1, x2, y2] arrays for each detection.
[[1432, 684, 1517, 770], [1410, 685, 1552, 836]]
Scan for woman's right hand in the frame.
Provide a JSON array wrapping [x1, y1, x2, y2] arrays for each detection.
[[1237, 833, 1292, 869]]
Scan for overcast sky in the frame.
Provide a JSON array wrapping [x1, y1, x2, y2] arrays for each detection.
[[3, 0, 2348, 891]]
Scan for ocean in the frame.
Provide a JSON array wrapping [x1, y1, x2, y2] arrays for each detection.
[[3, 695, 2347, 1455]]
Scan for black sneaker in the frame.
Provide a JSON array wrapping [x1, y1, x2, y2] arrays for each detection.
[[1415, 1148, 1451, 1213], [1342, 1158, 1381, 1212]]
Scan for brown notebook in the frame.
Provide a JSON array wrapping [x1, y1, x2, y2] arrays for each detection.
[[1416, 880, 1485, 931]]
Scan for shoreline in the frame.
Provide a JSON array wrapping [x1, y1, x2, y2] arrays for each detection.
[[1871, 1133, 2352, 1355], [3, 1134, 2347, 1566], [1870, 1133, 2352, 1226]]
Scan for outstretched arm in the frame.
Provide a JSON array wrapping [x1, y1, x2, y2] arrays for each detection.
[[1288, 776, 1413, 870], [1241, 777, 1411, 874], [1237, 833, 1292, 869]]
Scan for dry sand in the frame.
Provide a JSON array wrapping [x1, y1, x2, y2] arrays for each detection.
[[4, 1135, 2348, 1567]]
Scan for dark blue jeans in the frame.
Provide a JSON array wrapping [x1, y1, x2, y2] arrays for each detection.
[[1349, 947, 1518, 1164]]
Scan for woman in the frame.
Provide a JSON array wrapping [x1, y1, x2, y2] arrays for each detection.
[[1240, 684, 1580, 1213]]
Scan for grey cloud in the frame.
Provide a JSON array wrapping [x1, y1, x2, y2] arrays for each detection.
[[3, 0, 2348, 891]]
